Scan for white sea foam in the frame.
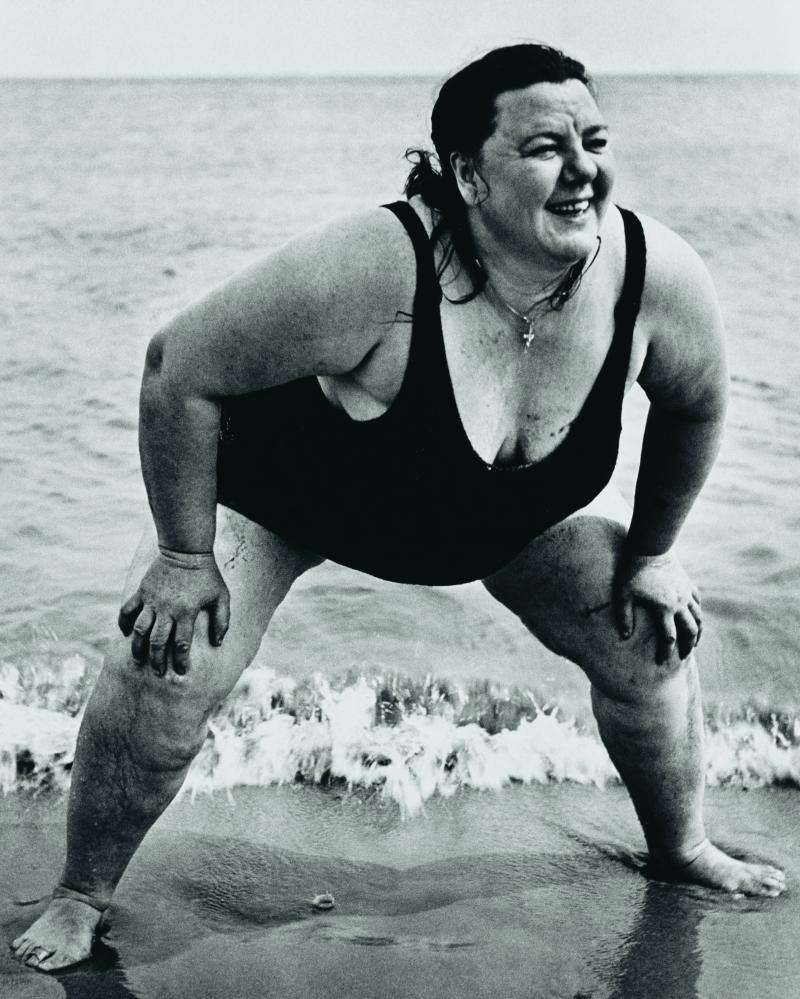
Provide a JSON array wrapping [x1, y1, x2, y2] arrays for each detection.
[[3, 657, 797, 815], [181, 674, 618, 817]]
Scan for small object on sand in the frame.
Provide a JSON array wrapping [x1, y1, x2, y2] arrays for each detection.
[[310, 892, 335, 912]]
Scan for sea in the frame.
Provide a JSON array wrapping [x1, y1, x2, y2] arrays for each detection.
[[2, 73, 799, 804]]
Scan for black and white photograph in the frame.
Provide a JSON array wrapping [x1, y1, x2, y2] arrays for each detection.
[[1, 1, 798, 996]]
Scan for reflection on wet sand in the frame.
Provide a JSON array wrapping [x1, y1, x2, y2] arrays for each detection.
[[605, 880, 703, 999]]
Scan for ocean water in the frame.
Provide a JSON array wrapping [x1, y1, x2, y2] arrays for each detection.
[[1, 74, 799, 814]]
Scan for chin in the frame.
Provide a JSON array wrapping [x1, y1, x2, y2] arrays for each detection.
[[542, 236, 596, 267], [542, 219, 599, 263]]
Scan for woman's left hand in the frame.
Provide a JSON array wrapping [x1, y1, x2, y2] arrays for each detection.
[[612, 551, 702, 664]]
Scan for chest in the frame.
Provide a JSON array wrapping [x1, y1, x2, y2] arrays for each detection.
[[318, 259, 647, 468], [439, 291, 619, 465]]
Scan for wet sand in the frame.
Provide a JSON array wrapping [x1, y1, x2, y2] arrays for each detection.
[[1, 783, 797, 998]]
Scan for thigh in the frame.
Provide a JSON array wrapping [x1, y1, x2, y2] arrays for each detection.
[[482, 485, 663, 696], [115, 506, 323, 713]]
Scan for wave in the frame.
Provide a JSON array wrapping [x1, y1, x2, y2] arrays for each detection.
[[1, 656, 798, 815]]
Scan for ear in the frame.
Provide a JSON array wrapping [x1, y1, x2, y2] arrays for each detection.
[[449, 151, 486, 207]]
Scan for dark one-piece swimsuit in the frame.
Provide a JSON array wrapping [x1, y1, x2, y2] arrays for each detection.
[[217, 201, 646, 585]]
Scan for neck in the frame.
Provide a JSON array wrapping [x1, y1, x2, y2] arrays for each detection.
[[469, 225, 581, 311]]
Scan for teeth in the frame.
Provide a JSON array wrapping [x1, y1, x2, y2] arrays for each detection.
[[550, 199, 590, 215]]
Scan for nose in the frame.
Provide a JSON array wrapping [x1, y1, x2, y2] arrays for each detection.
[[562, 142, 597, 185]]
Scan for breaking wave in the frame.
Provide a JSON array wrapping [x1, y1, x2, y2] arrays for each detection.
[[1, 655, 799, 816]]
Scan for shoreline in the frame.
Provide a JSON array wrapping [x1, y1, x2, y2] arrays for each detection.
[[2, 783, 797, 998]]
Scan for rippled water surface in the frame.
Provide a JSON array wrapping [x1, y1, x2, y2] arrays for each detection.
[[1, 75, 799, 804]]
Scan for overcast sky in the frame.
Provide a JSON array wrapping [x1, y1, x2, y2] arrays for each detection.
[[2, 0, 799, 77]]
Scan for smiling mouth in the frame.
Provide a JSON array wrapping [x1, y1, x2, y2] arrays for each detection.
[[548, 198, 591, 218]]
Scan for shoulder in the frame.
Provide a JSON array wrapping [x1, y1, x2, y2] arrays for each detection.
[[635, 212, 721, 326], [224, 204, 419, 370], [628, 211, 728, 414], [153, 206, 421, 392], [265, 205, 418, 316]]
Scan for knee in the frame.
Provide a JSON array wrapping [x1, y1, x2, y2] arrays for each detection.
[[86, 652, 213, 774], [581, 617, 694, 706]]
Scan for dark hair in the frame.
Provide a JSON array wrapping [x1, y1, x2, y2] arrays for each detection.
[[405, 43, 596, 303]]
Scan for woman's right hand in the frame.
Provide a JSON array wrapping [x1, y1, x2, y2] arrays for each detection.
[[118, 549, 230, 676]]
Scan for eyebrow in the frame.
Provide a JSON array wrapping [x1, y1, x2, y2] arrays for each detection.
[[519, 123, 609, 146]]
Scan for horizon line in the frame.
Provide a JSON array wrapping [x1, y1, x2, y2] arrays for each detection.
[[2, 69, 798, 82]]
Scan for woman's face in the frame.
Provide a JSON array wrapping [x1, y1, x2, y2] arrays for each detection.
[[460, 79, 615, 269]]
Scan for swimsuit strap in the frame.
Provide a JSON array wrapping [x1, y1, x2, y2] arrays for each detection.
[[614, 207, 647, 333], [381, 201, 443, 307], [380, 201, 446, 403], [589, 205, 646, 411]]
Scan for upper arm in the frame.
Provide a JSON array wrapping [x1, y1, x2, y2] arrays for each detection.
[[636, 215, 729, 421], [146, 208, 416, 396]]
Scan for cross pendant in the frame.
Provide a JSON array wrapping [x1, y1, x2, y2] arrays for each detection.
[[522, 323, 535, 350]]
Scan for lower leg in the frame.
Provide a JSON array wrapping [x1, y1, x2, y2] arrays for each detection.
[[59, 665, 204, 905], [592, 656, 784, 894], [11, 657, 208, 971], [591, 655, 707, 864]]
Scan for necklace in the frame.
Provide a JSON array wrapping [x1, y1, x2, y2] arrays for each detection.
[[477, 237, 602, 350], [484, 285, 547, 349]]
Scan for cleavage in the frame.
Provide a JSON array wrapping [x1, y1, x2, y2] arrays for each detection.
[[440, 300, 609, 467]]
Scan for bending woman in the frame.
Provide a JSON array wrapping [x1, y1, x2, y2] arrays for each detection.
[[13, 42, 785, 973]]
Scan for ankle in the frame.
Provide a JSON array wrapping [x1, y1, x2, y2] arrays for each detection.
[[651, 837, 711, 869], [52, 884, 111, 912]]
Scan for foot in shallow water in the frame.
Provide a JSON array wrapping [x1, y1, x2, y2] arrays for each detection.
[[10, 896, 105, 972], [658, 840, 787, 897]]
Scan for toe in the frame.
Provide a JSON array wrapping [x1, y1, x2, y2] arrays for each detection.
[[760, 866, 786, 886], [38, 952, 67, 973], [24, 949, 54, 968], [14, 939, 36, 961]]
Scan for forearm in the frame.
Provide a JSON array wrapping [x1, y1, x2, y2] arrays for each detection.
[[625, 405, 725, 557], [138, 363, 220, 554]]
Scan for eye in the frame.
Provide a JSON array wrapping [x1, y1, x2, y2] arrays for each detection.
[[526, 144, 558, 158], [585, 137, 609, 152]]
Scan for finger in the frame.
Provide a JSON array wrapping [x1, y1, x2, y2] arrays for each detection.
[[131, 605, 156, 663], [171, 617, 195, 675], [675, 608, 699, 660], [691, 585, 701, 604], [688, 599, 703, 646], [210, 588, 231, 646], [118, 591, 144, 636], [657, 611, 677, 665], [148, 618, 175, 677], [613, 585, 635, 639]]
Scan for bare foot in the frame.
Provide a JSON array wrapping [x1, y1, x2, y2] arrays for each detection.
[[657, 840, 787, 897], [10, 897, 105, 972]]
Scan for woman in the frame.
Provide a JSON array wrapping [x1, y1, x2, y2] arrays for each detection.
[[12, 43, 785, 972]]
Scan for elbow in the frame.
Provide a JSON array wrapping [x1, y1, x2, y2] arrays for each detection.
[[140, 331, 178, 417], [144, 330, 167, 379], [141, 329, 212, 412], [142, 329, 183, 398]]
